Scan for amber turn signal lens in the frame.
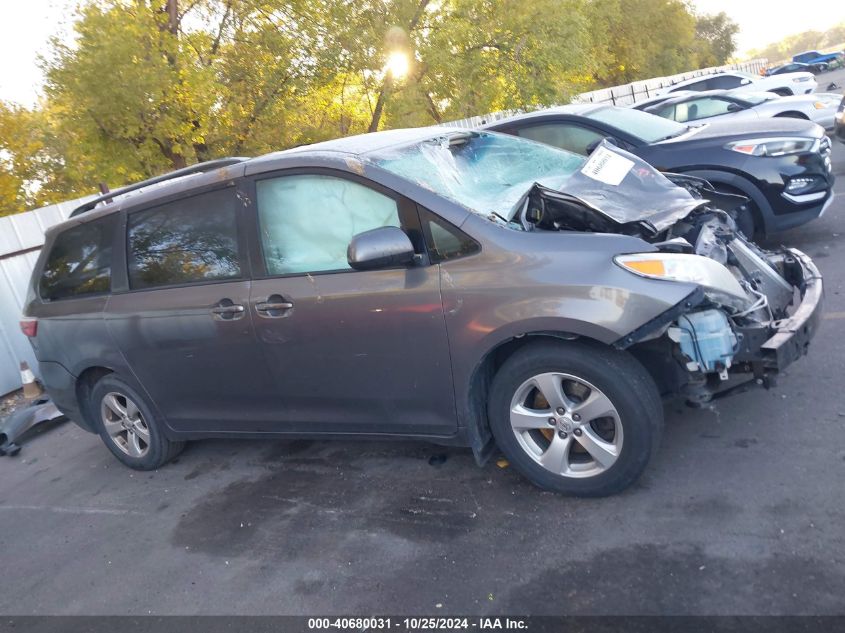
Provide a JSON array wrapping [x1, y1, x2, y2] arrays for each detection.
[[622, 260, 666, 276]]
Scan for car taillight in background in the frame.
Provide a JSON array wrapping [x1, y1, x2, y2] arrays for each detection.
[[20, 318, 38, 338]]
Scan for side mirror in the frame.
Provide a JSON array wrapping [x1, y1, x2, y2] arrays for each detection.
[[740, 78, 752, 85], [727, 102, 743, 112], [348, 226, 415, 271]]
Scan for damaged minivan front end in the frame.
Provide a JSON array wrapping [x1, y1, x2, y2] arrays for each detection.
[[376, 132, 823, 406], [516, 141, 824, 404]]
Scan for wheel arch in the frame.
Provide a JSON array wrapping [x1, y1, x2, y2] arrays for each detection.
[[75, 366, 114, 433], [463, 330, 603, 466], [774, 111, 809, 119], [674, 168, 774, 235]]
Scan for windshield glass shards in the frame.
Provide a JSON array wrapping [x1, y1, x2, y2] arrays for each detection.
[[373, 131, 584, 222], [374, 132, 706, 234]]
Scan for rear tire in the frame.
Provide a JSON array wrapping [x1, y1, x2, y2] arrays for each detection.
[[487, 340, 663, 497], [91, 375, 184, 470]]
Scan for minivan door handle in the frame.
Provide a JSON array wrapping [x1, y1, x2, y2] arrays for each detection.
[[211, 299, 245, 321], [255, 294, 294, 318]]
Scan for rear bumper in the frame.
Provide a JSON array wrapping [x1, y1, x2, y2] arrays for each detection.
[[37, 361, 91, 433]]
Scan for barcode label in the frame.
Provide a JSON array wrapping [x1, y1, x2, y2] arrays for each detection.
[[580, 146, 634, 186]]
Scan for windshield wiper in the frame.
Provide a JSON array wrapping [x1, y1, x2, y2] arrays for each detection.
[[656, 127, 689, 142]]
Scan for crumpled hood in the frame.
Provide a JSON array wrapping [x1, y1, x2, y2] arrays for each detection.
[[517, 140, 706, 232]]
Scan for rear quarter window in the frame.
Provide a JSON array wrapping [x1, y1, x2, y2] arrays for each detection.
[[127, 187, 241, 290], [39, 216, 116, 301]]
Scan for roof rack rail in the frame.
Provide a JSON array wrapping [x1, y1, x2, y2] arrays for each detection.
[[69, 157, 249, 218]]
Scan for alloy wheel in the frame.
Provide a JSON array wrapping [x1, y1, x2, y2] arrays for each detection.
[[509, 372, 623, 478], [100, 392, 150, 458]]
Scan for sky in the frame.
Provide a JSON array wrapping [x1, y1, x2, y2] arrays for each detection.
[[0, 0, 843, 106], [692, 0, 845, 56]]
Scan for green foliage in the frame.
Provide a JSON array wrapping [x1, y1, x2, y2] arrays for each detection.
[[693, 12, 739, 68], [590, 0, 696, 85], [0, 0, 739, 215], [748, 22, 845, 63]]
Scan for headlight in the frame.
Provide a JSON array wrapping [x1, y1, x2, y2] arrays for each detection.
[[615, 253, 749, 310], [725, 137, 819, 157]]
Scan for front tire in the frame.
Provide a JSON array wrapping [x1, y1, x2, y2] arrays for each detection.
[[91, 375, 184, 470], [710, 183, 761, 241], [488, 340, 663, 497]]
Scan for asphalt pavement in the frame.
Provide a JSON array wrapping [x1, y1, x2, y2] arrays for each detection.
[[1, 74, 845, 616]]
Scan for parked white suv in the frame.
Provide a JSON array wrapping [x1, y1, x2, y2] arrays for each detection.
[[657, 71, 817, 97]]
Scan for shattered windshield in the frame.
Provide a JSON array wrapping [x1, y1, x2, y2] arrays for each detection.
[[373, 131, 707, 233], [372, 131, 584, 221]]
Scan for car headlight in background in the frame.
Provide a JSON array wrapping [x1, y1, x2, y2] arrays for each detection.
[[813, 94, 842, 110], [793, 76, 812, 83], [785, 176, 825, 194], [614, 253, 749, 310], [725, 137, 819, 157]]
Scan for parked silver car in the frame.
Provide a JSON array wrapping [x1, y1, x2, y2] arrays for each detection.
[[22, 129, 822, 496], [656, 70, 817, 96], [636, 90, 842, 130]]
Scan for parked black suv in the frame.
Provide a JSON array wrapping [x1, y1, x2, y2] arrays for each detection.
[[483, 104, 835, 238], [21, 129, 822, 496]]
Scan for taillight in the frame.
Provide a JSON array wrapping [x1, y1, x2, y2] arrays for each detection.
[[20, 318, 38, 337]]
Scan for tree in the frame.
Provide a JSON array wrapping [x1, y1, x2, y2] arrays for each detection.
[[589, 0, 698, 86], [0, 0, 747, 216], [747, 22, 845, 63], [0, 102, 66, 215], [693, 12, 739, 67]]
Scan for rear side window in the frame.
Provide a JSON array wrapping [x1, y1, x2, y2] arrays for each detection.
[[709, 75, 744, 90], [127, 188, 241, 290], [674, 97, 734, 122], [40, 217, 115, 301], [671, 78, 709, 92]]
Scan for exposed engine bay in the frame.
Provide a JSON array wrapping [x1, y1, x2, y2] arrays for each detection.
[[513, 142, 823, 403]]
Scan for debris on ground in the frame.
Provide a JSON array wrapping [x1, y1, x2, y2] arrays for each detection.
[[0, 395, 65, 456], [0, 389, 27, 419]]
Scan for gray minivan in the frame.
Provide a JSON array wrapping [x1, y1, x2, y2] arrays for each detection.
[[21, 128, 822, 496]]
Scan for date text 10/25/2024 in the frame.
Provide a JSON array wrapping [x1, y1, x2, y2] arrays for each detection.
[[307, 617, 528, 631]]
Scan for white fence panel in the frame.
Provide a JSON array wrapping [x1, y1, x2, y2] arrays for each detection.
[[0, 196, 92, 395], [442, 59, 769, 127]]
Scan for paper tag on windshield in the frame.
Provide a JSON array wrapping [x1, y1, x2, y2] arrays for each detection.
[[580, 146, 634, 186]]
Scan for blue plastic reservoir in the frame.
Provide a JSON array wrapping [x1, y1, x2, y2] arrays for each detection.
[[671, 309, 737, 374]]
